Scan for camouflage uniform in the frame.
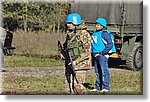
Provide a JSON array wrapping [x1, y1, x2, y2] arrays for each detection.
[[64, 23, 92, 94]]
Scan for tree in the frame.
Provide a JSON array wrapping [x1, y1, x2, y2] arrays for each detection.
[[2, 1, 70, 32]]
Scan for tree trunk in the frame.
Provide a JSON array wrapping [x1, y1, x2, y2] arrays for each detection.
[[57, 22, 60, 33], [53, 22, 56, 33], [23, 17, 27, 32], [23, 4, 28, 32]]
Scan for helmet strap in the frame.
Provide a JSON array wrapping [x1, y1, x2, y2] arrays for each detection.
[[74, 26, 77, 33]]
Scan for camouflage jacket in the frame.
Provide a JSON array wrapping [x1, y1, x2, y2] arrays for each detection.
[[64, 23, 92, 70]]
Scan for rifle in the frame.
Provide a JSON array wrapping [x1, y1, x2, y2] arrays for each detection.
[[58, 39, 79, 94]]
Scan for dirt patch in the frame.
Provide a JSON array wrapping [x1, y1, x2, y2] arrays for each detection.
[[1, 66, 130, 78], [2, 66, 65, 78]]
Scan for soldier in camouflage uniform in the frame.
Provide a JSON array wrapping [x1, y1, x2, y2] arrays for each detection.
[[60, 13, 92, 94]]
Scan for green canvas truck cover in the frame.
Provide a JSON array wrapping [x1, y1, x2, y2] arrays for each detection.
[[70, 0, 143, 24]]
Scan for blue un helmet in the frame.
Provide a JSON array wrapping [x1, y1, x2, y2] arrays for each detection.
[[66, 13, 82, 25], [96, 18, 107, 27]]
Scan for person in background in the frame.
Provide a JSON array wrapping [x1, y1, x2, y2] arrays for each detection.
[[90, 18, 116, 92]]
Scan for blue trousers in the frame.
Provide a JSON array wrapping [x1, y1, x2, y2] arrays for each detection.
[[94, 55, 110, 90]]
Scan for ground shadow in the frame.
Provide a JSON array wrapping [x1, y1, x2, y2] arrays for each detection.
[[108, 58, 129, 70], [83, 83, 94, 89]]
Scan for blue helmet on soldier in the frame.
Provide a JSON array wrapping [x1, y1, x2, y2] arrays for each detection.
[[66, 13, 82, 25], [96, 18, 107, 27]]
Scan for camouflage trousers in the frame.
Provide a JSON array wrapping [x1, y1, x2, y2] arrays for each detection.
[[64, 70, 86, 94]]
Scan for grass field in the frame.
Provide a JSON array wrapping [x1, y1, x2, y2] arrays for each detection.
[[4, 55, 64, 67], [2, 30, 143, 95], [13, 30, 65, 58], [2, 67, 142, 95]]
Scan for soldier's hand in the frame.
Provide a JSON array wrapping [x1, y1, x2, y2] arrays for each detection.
[[60, 54, 65, 60], [73, 61, 76, 66], [68, 61, 75, 66]]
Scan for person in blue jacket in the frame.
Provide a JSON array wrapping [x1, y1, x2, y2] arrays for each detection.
[[90, 18, 116, 92]]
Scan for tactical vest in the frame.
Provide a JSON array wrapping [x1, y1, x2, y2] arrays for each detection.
[[67, 31, 83, 60]]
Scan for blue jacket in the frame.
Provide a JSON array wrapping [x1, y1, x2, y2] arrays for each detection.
[[91, 30, 116, 55]]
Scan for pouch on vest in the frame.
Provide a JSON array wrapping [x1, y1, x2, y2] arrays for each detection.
[[68, 36, 83, 60]]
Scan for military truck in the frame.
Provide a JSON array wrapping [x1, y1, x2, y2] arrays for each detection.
[[70, 0, 143, 70]]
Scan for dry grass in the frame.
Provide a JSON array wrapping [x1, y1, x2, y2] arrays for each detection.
[[1, 68, 142, 95], [13, 30, 66, 58], [2, 30, 142, 95], [4, 55, 64, 67]]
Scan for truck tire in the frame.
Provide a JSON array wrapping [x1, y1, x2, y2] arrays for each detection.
[[127, 42, 143, 71]]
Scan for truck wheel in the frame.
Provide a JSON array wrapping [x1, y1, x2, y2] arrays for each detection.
[[127, 42, 143, 71]]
